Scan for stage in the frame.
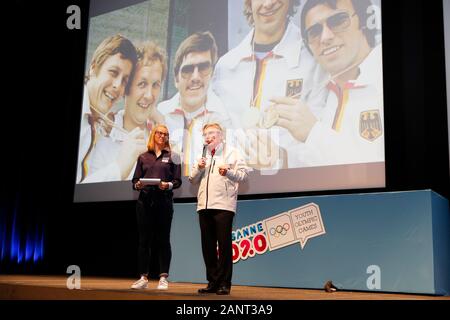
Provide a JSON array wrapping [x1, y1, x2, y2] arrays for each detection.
[[0, 275, 448, 300]]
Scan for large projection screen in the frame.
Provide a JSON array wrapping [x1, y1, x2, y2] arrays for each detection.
[[74, 0, 385, 202], [443, 0, 450, 173]]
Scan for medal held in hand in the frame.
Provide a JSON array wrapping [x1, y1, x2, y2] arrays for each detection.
[[243, 105, 279, 129], [242, 107, 262, 129], [261, 106, 279, 129]]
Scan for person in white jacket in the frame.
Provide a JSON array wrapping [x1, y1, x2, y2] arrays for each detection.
[[76, 34, 137, 183], [86, 42, 167, 182], [212, 0, 327, 169], [270, 0, 383, 166], [189, 123, 249, 295], [158, 32, 232, 177]]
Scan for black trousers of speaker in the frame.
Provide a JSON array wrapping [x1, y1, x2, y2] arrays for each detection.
[[198, 209, 235, 288]]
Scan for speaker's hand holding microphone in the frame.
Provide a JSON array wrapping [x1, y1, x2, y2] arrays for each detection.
[[198, 143, 208, 169]]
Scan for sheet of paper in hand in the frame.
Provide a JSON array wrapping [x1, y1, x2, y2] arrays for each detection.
[[139, 178, 161, 185]]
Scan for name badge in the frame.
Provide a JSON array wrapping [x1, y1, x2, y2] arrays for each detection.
[[162, 157, 170, 163], [286, 78, 303, 97]]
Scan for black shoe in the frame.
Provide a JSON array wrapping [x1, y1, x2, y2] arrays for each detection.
[[216, 286, 230, 295], [198, 283, 217, 294]]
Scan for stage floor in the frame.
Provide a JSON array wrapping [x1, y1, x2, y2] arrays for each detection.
[[0, 275, 448, 300]]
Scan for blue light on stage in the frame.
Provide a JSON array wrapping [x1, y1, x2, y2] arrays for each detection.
[[25, 233, 33, 262], [33, 226, 44, 263], [0, 216, 5, 261], [10, 208, 19, 261], [0, 206, 45, 265]]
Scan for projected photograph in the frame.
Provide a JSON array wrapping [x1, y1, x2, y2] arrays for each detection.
[[75, 0, 384, 202]]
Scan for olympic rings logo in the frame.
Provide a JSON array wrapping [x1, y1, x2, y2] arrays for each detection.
[[269, 223, 290, 237]]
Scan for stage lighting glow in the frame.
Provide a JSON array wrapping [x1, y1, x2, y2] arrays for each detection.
[[1, 209, 45, 264]]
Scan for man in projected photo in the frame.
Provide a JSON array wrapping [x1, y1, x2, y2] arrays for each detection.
[[86, 42, 167, 182], [212, 0, 326, 169], [158, 32, 232, 177], [76, 34, 138, 183], [270, 0, 383, 166]]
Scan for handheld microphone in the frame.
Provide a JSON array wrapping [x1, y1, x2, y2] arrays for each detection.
[[202, 144, 208, 158]]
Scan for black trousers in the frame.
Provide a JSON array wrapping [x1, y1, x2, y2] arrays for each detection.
[[136, 190, 173, 277], [198, 209, 234, 288]]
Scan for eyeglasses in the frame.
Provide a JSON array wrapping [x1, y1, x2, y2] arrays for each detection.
[[155, 130, 169, 137], [202, 130, 220, 138], [305, 11, 356, 45], [180, 61, 212, 79]]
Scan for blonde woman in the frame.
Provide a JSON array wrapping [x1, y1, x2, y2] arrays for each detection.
[[130, 124, 181, 290]]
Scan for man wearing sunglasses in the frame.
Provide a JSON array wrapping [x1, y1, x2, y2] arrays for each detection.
[[158, 32, 232, 176], [270, 0, 384, 166], [212, 0, 327, 170]]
